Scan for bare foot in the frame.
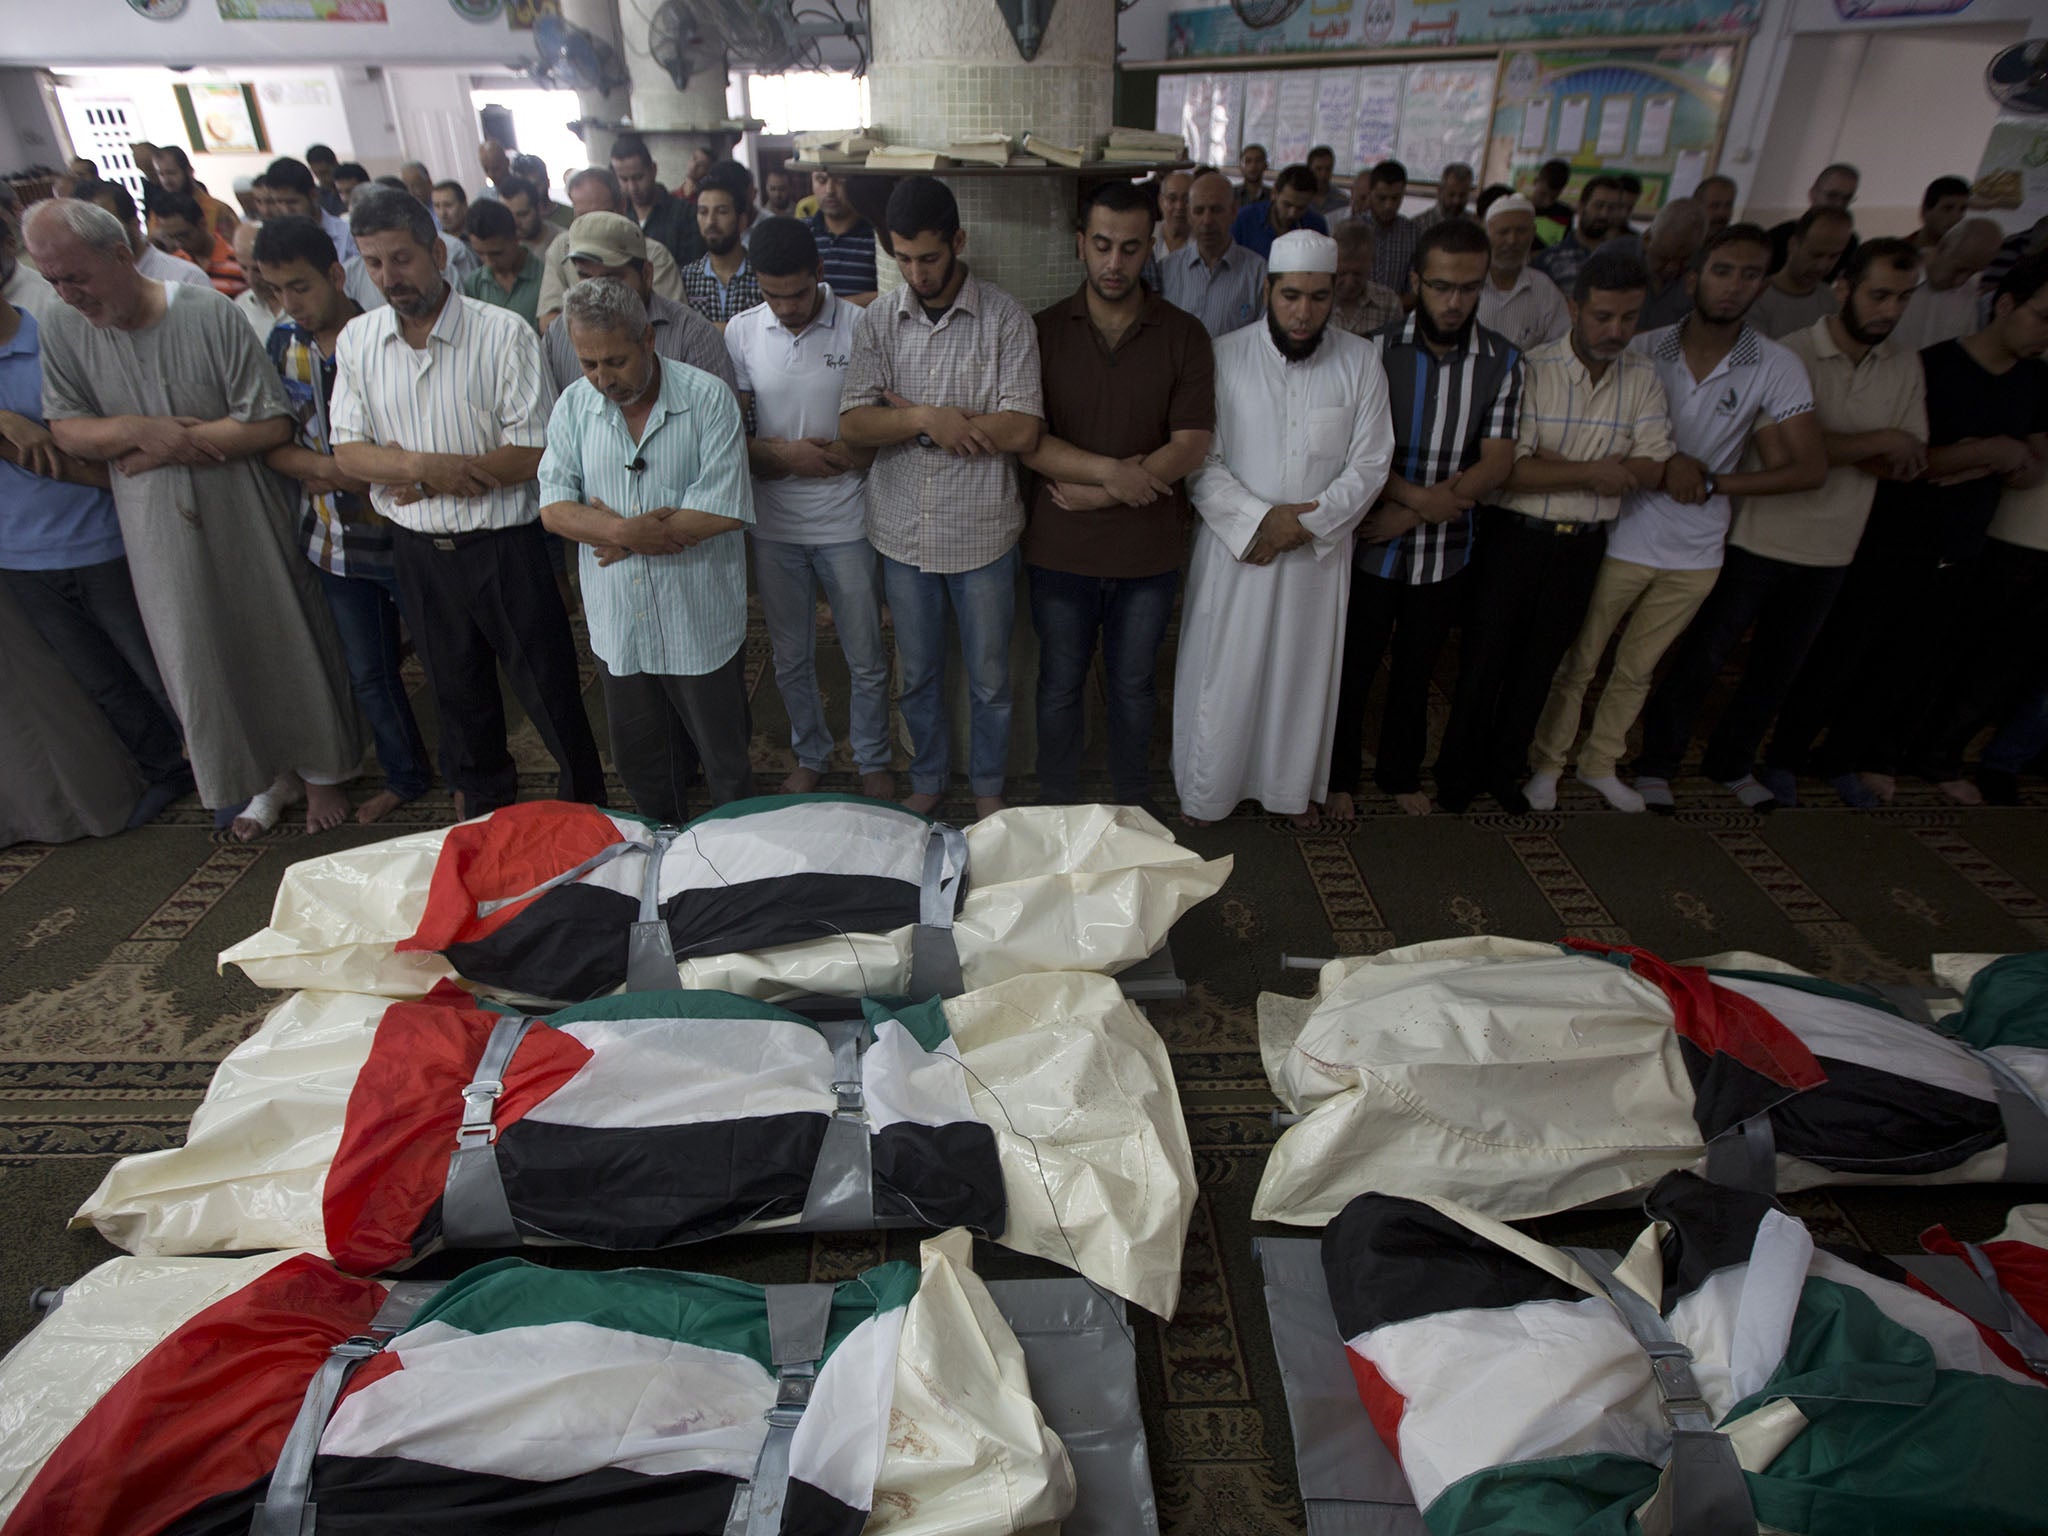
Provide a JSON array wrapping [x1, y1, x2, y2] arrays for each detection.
[[230, 774, 303, 841], [1858, 771, 1897, 804], [304, 780, 350, 834], [1324, 792, 1357, 824], [860, 770, 897, 800], [1289, 804, 1323, 830], [1180, 813, 1212, 828], [1395, 791, 1434, 817], [973, 794, 1007, 820], [1936, 777, 1985, 807], [902, 790, 943, 815], [355, 788, 407, 825], [779, 765, 824, 794]]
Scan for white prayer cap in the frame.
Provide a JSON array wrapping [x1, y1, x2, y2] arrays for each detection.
[[1485, 194, 1536, 224], [1268, 228, 1338, 275]]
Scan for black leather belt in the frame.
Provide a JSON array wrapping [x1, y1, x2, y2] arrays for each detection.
[[1504, 510, 1608, 537]]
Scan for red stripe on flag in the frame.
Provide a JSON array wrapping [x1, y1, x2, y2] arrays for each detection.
[[324, 999, 593, 1272], [397, 801, 627, 953], [1565, 939, 1827, 1090], [1344, 1346, 1410, 1462], [0, 1255, 387, 1536], [1918, 1223, 2048, 1384]]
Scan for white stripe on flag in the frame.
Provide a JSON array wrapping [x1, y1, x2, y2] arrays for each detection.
[[531, 1017, 836, 1128], [862, 1020, 978, 1136], [788, 1305, 906, 1513]]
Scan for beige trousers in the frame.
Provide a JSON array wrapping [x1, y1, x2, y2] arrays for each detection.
[[1529, 558, 1720, 779]]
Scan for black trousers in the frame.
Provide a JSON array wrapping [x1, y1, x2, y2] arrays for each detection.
[[1764, 516, 1967, 780], [2, 559, 187, 788], [1434, 511, 1607, 798], [1329, 569, 1464, 797], [1913, 539, 2048, 781], [597, 645, 755, 825], [389, 521, 604, 814], [1635, 546, 1846, 783]]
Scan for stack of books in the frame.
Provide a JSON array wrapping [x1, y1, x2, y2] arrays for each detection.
[[945, 134, 1013, 168], [1021, 132, 1094, 168], [796, 130, 885, 165], [1101, 126, 1186, 164], [864, 144, 952, 169]]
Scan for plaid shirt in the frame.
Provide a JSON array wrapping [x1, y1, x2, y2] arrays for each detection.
[[839, 270, 1044, 574], [1332, 281, 1404, 338], [267, 318, 392, 580], [682, 254, 763, 326], [1363, 314, 1523, 586]]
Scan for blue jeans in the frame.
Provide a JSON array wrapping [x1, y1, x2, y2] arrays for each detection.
[[315, 564, 430, 801], [881, 546, 1018, 797], [754, 535, 891, 774], [1028, 565, 1176, 802]]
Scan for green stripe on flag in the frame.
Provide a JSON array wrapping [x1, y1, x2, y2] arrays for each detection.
[[402, 1258, 919, 1371], [1424, 1451, 1656, 1535], [682, 792, 932, 826], [866, 996, 952, 1054], [1943, 952, 2048, 1049], [547, 990, 817, 1029]]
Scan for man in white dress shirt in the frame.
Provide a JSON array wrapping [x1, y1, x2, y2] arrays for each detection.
[[329, 187, 601, 819], [1171, 228, 1396, 826], [1476, 195, 1569, 351]]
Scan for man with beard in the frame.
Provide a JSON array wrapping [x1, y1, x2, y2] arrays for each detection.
[[1411, 162, 1474, 237], [1529, 223, 1824, 812], [1436, 250, 1673, 815], [1531, 175, 1626, 294], [760, 165, 797, 218], [681, 164, 762, 329], [534, 168, 685, 333], [25, 198, 363, 839], [840, 177, 1043, 817], [1021, 182, 1215, 811], [254, 215, 431, 825], [609, 133, 702, 268], [1632, 239, 1923, 812], [1324, 218, 1522, 820], [1476, 194, 1569, 350], [428, 180, 481, 283], [1159, 170, 1266, 339], [1761, 250, 2048, 809], [329, 186, 602, 819], [1231, 164, 1330, 261], [1343, 160, 1417, 293], [1172, 229, 1394, 827], [495, 175, 557, 263], [541, 279, 754, 821], [1697, 175, 1738, 239]]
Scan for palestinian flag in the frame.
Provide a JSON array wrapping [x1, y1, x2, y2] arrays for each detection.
[[76, 972, 1199, 1317], [1, 1252, 912, 1536], [397, 795, 953, 1000], [1322, 1173, 2048, 1535], [218, 801, 1233, 1005], [1256, 937, 2035, 1226], [325, 985, 1005, 1270], [1935, 951, 2048, 1098], [1920, 1203, 2048, 1367]]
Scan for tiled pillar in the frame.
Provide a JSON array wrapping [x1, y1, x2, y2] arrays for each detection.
[[867, 0, 1116, 311], [557, 0, 632, 168], [867, 0, 1118, 790], [615, 6, 732, 192]]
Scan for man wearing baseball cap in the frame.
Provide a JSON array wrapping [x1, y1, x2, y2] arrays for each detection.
[[541, 211, 735, 401]]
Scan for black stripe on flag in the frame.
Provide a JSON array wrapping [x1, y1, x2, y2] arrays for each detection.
[[1769, 1055, 2005, 1177], [1322, 1193, 1585, 1338], [663, 874, 924, 962], [873, 1121, 1008, 1236], [1643, 1170, 1780, 1310], [163, 1460, 756, 1536], [446, 884, 635, 1000]]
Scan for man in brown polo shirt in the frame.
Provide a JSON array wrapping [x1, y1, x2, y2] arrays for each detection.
[[1021, 182, 1215, 808]]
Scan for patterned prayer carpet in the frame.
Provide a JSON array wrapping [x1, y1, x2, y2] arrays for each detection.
[[3, 599, 2048, 1532]]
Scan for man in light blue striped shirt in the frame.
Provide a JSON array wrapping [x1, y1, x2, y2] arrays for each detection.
[[540, 278, 756, 821]]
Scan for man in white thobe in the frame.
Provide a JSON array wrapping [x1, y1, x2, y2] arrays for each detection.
[[1172, 229, 1396, 826]]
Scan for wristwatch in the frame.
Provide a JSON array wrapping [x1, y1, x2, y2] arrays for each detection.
[[1701, 470, 1719, 499]]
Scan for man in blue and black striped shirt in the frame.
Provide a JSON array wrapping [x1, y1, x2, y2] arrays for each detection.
[[1327, 218, 1523, 820], [805, 172, 878, 306]]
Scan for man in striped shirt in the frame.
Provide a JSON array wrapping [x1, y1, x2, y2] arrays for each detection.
[[682, 164, 762, 329], [541, 278, 755, 820], [540, 213, 734, 400], [840, 177, 1044, 817], [1327, 218, 1522, 820], [805, 172, 878, 305], [254, 214, 429, 824], [330, 186, 602, 819]]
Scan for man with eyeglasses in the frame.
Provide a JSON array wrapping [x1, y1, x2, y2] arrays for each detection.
[[1325, 219, 1522, 820]]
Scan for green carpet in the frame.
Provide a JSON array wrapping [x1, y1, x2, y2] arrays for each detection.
[[4, 602, 2048, 1532]]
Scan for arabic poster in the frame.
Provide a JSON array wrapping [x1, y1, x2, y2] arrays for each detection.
[[1973, 114, 2048, 225], [1396, 62, 1494, 177], [1314, 69, 1360, 159], [1154, 73, 1188, 141], [1487, 44, 1738, 213], [1241, 73, 1282, 157], [1274, 71, 1319, 165], [1352, 68, 1405, 169], [1167, 0, 1760, 60], [1208, 72, 1245, 165]]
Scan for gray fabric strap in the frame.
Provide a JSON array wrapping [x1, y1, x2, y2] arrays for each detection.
[[250, 1281, 442, 1536], [1703, 1114, 1777, 1195], [1972, 1048, 2048, 1184], [800, 1020, 876, 1230], [907, 822, 969, 999], [475, 838, 646, 917], [723, 1283, 837, 1536], [625, 827, 684, 992], [1564, 1247, 1757, 1536], [439, 1015, 539, 1249], [1961, 1240, 2048, 1373]]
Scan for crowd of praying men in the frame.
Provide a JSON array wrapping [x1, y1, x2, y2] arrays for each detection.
[[2, 133, 2045, 845]]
